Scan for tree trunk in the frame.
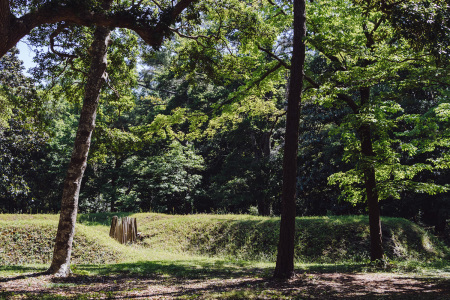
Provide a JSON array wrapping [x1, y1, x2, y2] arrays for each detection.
[[359, 87, 384, 261], [0, 0, 9, 55], [110, 157, 124, 212], [47, 25, 111, 277], [257, 196, 271, 216], [254, 132, 272, 216], [273, 0, 306, 279], [0, 1, 9, 43]]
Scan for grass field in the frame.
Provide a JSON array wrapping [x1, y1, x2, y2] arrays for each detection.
[[0, 213, 449, 299]]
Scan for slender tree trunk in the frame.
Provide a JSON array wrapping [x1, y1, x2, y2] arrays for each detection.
[[359, 87, 384, 261], [273, 0, 306, 279], [48, 25, 111, 277]]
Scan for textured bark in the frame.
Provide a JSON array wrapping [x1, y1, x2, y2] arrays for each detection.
[[47, 25, 111, 277], [0, 0, 197, 58], [359, 87, 384, 261], [273, 0, 306, 279], [0, 1, 9, 40], [0, 0, 9, 56]]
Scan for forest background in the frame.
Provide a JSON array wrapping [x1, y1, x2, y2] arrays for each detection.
[[1, 0, 449, 240]]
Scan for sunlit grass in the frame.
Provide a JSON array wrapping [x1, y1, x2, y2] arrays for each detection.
[[1, 212, 448, 280], [0, 264, 48, 276], [0, 214, 59, 225]]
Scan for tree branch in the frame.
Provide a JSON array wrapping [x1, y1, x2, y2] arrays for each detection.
[[303, 74, 320, 89], [171, 0, 196, 20], [269, 110, 287, 138], [267, 0, 287, 16], [0, 0, 198, 57], [337, 93, 359, 113], [105, 73, 121, 99], [212, 61, 284, 113], [138, 82, 177, 95], [0, 0, 10, 39], [169, 27, 210, 40], [258, 45, 290, 69], [256, 46, 323, 93], [370, 17, 385, 36], [308, 39, 347, 71], [151, 0, 163, 10], [68, 58, 88, 76], [49, 23, 78, 59]]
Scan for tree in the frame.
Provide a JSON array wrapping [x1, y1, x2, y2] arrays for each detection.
[[304, 0, 449, 261], [0, 0, 197, 277], [0, 47, 49, 213], [273, 0, 306, 279], [296, 102, 356, 216], [47, 0, 114, 276], [134, 0, 290, 215]]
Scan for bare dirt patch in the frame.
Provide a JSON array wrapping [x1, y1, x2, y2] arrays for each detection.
[[1, 271, 449, 299]]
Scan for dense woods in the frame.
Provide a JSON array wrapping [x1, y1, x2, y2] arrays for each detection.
[[1, 0, 449, 278]]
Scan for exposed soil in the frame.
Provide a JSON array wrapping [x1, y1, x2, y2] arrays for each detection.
[[1, 271, 449, 299]]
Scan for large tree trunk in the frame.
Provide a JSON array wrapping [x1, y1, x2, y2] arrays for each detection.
[[273, 0, 306, 279], [359, 87, 384, 261], [47, 25, 111, 277]]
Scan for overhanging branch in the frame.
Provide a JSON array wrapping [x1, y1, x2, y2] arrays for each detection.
[[258, 45, 290, 69], [337, 93, 359, 113], [211, 61, 284, 113], [49, 23, 78, 59], [1, 0, 198, 57]]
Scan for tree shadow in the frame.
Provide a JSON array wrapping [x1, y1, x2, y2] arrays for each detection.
[[2, 261, 449, 299], [0, 265, 49, 282], [67, 259, 272, 280], [296, 262, 368, 273], [300, 273, 450, 300], [51, 266, 450, 299]]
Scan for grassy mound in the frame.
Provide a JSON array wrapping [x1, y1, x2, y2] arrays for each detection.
[[1, 213, 447, 266], [127, 214, 448, 263], [0, 215, 122, 265]]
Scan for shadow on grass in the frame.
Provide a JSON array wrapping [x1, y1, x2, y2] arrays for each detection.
[[0, 265, 48, 283], [296, 262, 368, 274], [1, 261, 449, 300], [73, 259, 273, 280], [49, 263, 450, 300]]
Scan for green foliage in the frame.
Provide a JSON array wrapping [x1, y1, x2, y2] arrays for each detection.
[[127, 141, 204, 213], [2, 0, 449, 230], [0, 89, 13, 129], [303, 0, 450, 204], [0, 48, 51, 213], [133, 0, 291, 215]]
